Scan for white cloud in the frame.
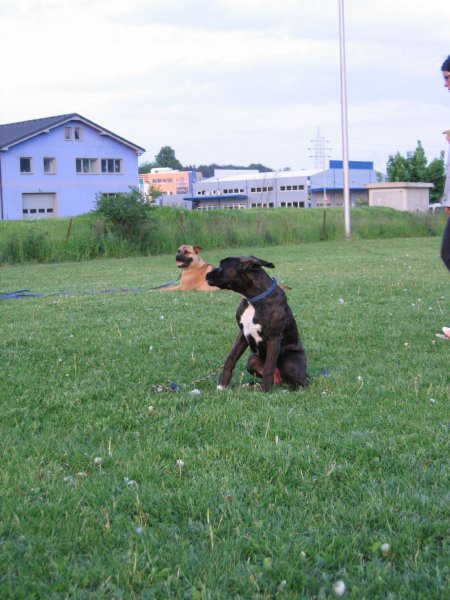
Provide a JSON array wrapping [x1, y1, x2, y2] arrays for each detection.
[[0, 0, 449, 172]]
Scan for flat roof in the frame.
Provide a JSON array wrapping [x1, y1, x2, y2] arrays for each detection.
[[202, 169, 321, 183], [365, 182, 433, 189]]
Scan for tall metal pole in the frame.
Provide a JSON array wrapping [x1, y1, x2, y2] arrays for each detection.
[[338, 0, 351, 240]]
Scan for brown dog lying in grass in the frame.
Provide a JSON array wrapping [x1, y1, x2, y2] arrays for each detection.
[[161, 244, 291, 293], [160, 245, 218, 291]]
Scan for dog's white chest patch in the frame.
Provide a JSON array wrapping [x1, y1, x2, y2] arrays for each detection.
[[240, 304, 263, 344]]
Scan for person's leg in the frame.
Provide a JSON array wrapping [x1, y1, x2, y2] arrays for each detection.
[[441, 216, 450, 272]]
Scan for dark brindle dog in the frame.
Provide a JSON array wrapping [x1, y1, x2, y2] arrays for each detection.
[[206, 256, 308, 392]]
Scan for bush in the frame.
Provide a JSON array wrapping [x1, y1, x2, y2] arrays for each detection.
[[96, 187, 154, 241]]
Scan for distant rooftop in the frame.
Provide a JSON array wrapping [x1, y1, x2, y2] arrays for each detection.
[[204, 169, 323, 183], [0, 113, 145, 153]]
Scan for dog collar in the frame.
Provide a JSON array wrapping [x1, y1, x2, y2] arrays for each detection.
[[246, 278, 277, 304]]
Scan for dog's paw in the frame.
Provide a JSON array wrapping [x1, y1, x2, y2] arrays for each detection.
[[216, 385, 227, 391]]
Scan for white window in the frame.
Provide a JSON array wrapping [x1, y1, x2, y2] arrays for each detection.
[[43, 157, 56, 173], [20, 157, 32, 173], [101, 158, 122, 174], [76, 158, 98, 173], [65, 126, 82, 140]]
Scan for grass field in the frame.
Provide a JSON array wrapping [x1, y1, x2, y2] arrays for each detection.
[[1, 238, 449, 598], [1, 206, 447, 264]]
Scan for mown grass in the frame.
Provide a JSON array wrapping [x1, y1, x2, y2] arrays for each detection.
[[0, 238, 449, 598], [0, 206, 447, 264]]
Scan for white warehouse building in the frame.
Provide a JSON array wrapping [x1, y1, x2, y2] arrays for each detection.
[[157, 161, 379, 210]]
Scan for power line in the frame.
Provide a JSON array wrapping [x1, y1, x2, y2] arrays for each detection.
[[308, 127, 332, 170]]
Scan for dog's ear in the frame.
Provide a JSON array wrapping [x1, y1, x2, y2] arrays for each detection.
[[193, 245, 203, 254], [240, 256, 275, 270]]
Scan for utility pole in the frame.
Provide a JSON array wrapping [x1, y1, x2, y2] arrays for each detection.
[[338, 0, 351, 240]]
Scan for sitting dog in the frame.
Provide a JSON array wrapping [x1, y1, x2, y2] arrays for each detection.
[[161, 245, 218, 291], [206, 256, 307, 392]]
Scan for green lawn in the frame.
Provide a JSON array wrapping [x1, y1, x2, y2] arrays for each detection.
[[1, 238, 448, 598]]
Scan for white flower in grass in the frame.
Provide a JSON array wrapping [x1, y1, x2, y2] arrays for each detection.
[[148, 345, 154, 352], [338, 298, 345, 304], [333, 580, 346, 596], [94, 456, 104, 466], [63, 476, 76, 485], [160, 315, 165, 321], [124, 477, 138, 488], [189, 389, 201, 396], [148, 405, 155, 412], [135, 526, 144, 535], [177, 459, 185, 477], [381, 543, 391, 555]]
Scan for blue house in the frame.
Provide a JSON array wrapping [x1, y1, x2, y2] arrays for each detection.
[[0, 113, 145, 220]]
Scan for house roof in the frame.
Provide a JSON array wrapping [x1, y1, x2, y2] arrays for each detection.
[[0, 113, 145, 154]]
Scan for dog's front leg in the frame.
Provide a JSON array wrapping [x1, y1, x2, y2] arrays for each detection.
[[218, 332, 248, 389], [261, 337, 281, 392]]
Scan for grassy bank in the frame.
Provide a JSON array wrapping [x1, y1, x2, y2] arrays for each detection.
[[1, 238, 449, 598], [0, 206, 447, 264]]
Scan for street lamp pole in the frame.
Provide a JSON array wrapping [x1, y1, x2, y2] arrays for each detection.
[[338, 0, 351, 240]]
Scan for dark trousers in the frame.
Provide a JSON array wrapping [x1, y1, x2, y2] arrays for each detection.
[[441, 216, 450, 273]]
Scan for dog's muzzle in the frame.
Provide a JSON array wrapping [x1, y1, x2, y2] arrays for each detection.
[[176, 255, 193, 268]]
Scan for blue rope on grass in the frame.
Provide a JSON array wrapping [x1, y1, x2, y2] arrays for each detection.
[[0, 278, 180, 301]]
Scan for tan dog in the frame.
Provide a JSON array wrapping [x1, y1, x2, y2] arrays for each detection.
[[161, 245, 218, 291]]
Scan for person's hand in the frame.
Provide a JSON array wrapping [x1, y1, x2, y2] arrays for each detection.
[[445, 206, 450, 216]]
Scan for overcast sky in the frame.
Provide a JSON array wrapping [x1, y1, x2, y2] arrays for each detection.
[[0, 0, 449, 172]]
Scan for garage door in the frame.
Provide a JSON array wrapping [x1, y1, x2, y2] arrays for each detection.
[[22, 193, 56, 219]]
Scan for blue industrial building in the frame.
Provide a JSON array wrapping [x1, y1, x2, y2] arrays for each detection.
[[310, 160, 379, 207], [175, 161, 380, 210]]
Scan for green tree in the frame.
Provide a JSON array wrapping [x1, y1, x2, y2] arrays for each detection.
[[147, 184, 163, 204], [138, 161, 156, 174], [427, 151, 446, 203], [184, 162, 273, 178], [407, 141, 428, 181], [386, 141, 446, 203], [386, 152, 411, 181], [154, 146, 183, 170]]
